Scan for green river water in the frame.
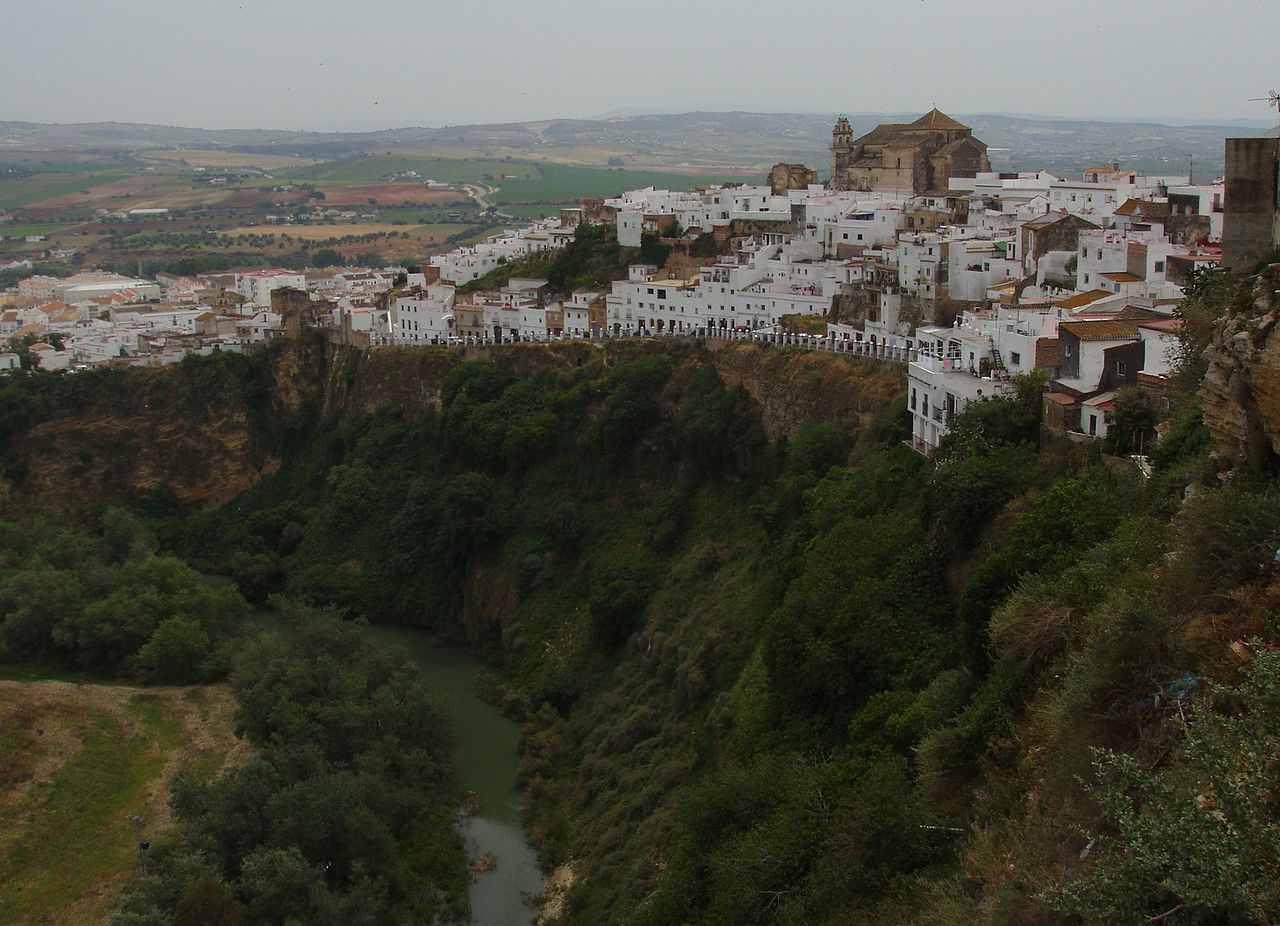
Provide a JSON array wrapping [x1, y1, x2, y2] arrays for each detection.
[[363, 625, 543, 926], [211, 576, 543, 925]]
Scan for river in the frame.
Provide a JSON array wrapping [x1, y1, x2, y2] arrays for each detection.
[[208, 574, 543, 925], [363, 625, 543, 926]]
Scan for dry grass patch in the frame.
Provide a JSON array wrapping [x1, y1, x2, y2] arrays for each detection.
[[139, 149, 321, 171], [0, 679, 247, 926], [28, 177, 186, 209]]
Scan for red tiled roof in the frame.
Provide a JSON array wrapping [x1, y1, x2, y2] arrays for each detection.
[[1058, 319, 1141, 341], [907, 108, 970, 132], [1056, 290, 1114, 310]]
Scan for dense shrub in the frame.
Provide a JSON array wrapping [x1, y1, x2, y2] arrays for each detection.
[[113, 608, 466, 925], [589, 561, 656, 648], [0, 515, 247, 682]]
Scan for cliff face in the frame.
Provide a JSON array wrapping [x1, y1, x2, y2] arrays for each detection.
[[704, 340, 904, 440], [1201, 266, 1280, 468], [3, 336, 905, 515], [2, 336, 325, 514], [15, 407, 277, 513]]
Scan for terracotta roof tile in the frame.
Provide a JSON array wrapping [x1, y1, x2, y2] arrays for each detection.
[[1058, 319, 1141, 341], [907, 108, 970, 132], [1056, 290, 1114, 310]]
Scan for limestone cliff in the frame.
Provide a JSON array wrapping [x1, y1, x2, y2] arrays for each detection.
[[703, 340, 904, 440], [1200, 264, 1280, 468], [1, 335, 325, 514], [3, 336, 905, 514]]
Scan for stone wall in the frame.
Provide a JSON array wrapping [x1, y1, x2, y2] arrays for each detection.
[[1222, 138, 1280, 273]]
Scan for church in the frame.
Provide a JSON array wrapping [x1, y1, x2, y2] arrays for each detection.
[[829, 109, 991, 195]]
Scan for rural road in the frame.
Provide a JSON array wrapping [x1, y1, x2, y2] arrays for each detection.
[[462, 183, 514, 220]]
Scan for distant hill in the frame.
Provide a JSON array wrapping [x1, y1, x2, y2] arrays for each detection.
[[1, 111, 1270, 178]]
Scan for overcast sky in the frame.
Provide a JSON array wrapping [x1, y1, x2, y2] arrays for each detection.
[[3, 0, 1278, 130]]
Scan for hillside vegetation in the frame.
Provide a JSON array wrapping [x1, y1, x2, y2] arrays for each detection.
[[0, 679, 244, 926], [2, 264, 1279, 924]]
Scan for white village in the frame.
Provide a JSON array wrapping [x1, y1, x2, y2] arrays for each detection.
[[4, 110, 1276, 456]]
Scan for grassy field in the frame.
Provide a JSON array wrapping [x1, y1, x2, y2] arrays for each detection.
[[287, 153, 755, 204], [0, 679, 246, 926], [376, 206, 476, 223], [287, 154, 519, 184], [128, 186, 239, 210], [310, 183, 463, 207], [0, 172, 131, 210], [138, 149, 321, 171], [0, 222, 85, 238], [495, 204, 561, 220]]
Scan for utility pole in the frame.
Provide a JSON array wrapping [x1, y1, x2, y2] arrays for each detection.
[[127, 813, 149, 877]]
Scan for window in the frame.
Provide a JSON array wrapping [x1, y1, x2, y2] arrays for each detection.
[[1088, 413, 1097, 436], [1154, 261, 1164, 273], [1010, 351, 1021, 366], [1116, 360, 1128, 376], [910, 388, 917, 411], [1063, 342, 1072, 358]]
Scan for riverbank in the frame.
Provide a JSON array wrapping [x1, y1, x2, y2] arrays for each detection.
[[352, 626, 544, 926]]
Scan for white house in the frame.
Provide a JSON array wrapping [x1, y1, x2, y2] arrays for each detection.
[[234, 270, 306, 307], [391, 284, 457, 344]]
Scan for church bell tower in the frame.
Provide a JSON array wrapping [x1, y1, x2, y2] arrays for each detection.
[[831, 116, 853, 189]]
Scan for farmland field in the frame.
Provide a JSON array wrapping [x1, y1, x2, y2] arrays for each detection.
[[0, 679, 245, 926], [311, 183, 465, 206], [127, 186, 239, 209], [138, 148, 321, 171], [28, 176, 192, 209], [286, 155, 519, 184], [217, 222, 473, 244], [494, 204, 561, 220], [0, 172, 131, 209], [488, 163, 758, 204], [0, 222, 86, 238]]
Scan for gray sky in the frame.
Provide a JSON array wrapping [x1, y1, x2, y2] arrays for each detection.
[[3, 0, 1278, 130]]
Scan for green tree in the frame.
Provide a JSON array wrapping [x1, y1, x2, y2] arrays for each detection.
[[589, 561, 655, 648], [1053, 648, 1280, 925], [313, 248, 345, 268]]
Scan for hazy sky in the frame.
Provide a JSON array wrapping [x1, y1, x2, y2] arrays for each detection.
[[3, 0, 1278, 130]]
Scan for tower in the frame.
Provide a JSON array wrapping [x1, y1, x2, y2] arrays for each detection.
[[831, 116, 853, 188]]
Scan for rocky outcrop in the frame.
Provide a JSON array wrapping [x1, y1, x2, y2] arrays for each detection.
[[1201, 266, 1280, 468], [703, 340, 904, 440], [767, 162, 817, 196]]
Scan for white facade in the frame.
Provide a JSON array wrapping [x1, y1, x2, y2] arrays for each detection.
[[391, 284, 457, 344], [234, 271, 306, 307]]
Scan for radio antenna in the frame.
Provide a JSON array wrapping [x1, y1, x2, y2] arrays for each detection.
[[1247, 90, 1280, 131]]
